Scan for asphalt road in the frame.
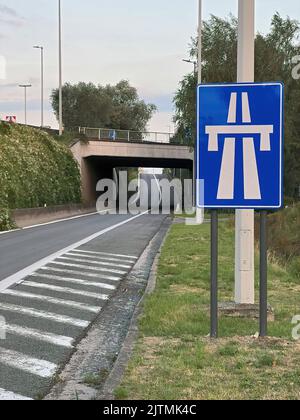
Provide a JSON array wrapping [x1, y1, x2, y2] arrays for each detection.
[[0, 212, 167, 400]]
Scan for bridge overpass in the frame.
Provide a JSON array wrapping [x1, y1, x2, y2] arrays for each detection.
[[71, 128, 194, 204]]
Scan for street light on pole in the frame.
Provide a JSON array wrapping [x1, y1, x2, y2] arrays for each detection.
[[19, 84, 32, 126], [58, 0, 63, 135], [182, 59, 197, 75], [33, 46, 44, 128]]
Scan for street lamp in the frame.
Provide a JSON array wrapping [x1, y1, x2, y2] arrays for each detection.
[[33, 45, 44, 127], [182, 59, 197, 74], [58, 0, 63, 135], [19, 84, 32, 125]]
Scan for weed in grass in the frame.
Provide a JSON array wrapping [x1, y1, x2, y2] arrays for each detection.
[[254, 353, 276, 368], [115, 387, 129, 400], [218, 343, 240, 357]]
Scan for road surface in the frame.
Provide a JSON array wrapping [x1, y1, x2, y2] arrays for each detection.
[[0, 212, 167, 400]]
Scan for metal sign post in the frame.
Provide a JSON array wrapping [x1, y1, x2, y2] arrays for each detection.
[[210, 210, 218, 338], [260, 211, 268, 337]]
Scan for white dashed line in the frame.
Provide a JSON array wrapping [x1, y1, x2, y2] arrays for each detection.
[[47, 261, 127, 275], [73, 249, 138, 260], [57, 256, 131, 269], [0, 302, 89, 328], [0, 290, 101, 313], [0, 347, 57, 378], [66, 252, 135, 265], [0, 387, 32, 401], [22, 281, 109, 301], [5, 324, 74, 348], [39, 266, 121, 282], [31, 273, 116, 291]]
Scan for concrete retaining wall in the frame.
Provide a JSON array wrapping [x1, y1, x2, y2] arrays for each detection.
[[12, 204, 96, 228]]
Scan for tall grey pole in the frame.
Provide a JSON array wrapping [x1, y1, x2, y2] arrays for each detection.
[[41, 47, 44, 128], [33, 46, 44, 127], [19, 84, 32, 126], [58, 0, 63, 135], [195, 0, 204, 224], [235, 0, 255, 304]]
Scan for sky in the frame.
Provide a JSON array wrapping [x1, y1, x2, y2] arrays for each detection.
[[0, 0, 299, 132]]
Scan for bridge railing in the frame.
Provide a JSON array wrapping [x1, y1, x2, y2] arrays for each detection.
[[78, 127, 173, 144]]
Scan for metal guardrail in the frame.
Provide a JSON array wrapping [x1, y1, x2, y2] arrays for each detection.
[[78, 127, 173, 144]]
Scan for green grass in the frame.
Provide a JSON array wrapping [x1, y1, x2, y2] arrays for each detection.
[[116, 218, 300, 400]]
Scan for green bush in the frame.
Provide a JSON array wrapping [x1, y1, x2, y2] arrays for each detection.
[[0, 123, 81, 230]]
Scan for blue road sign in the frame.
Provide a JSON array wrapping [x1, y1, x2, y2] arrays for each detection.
[[197, 82, 284, 209]]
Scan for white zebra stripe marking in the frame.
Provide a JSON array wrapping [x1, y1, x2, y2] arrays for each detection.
[[73, 249, 138, 260], [5, 324, 74, 348], [66, 252, 135, 265], [47, 261, 127, 275], [31, 273, 116, 291], [39, 266, 121, 282], [0, 302, 89, 328], [0, 387, 32, 401], [22, 281, 109, 301], [0, 347, 57, 378], [58, 256, 131, 269], [1, 290, 101, 313]]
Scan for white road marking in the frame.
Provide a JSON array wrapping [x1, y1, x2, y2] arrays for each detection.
[[0, 347, 57, 378], [66, 251, 135, 264], [47, 261, 127, 275], [57, 256, 131, 269], [0, 211, 148, 292], [0, 387, 32, 401], [22, 281, 109, 301], [31, 273, 116, 291], [0, 302, 89, 328], [39, 266, 121, 282], [1, 290, 101, 313], [72, 249, 138, 260], [5, 324, 74, 348]]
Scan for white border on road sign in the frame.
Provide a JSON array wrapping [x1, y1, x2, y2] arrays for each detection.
[[196, 82, 283, 209]]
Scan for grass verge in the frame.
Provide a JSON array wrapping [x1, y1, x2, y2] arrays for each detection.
[[116, 220, 300, 400]]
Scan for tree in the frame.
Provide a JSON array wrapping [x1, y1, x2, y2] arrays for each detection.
[[173, 13, 300, 198], [51, 80, 156, 132]]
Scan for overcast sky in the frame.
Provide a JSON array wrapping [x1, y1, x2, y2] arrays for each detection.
[[0, 0, 299, 131]]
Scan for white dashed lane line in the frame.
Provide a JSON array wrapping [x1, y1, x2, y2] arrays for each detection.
[[47, 261, 127, 275], [0, 302, 89, 328], [0, 347, 58, 378], [72, 249, 138, 261], [39, 266, 121, 281], [5, 324, 74, 348], [30, 273, 116, 290], [66, 251, 136, 264], [21, 281, 109, 301], [0, 289, 102, 313], [57, 256, 132, 269], [0, 387, 33, 401]]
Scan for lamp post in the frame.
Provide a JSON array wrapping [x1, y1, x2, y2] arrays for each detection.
[[19, 84, 32, 125], [196, 0, 204, 224], [234, 0, 256, 305], [58, 0, 63, 135], [33, 46, 44, 127], [182, 59, 197, 75]]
